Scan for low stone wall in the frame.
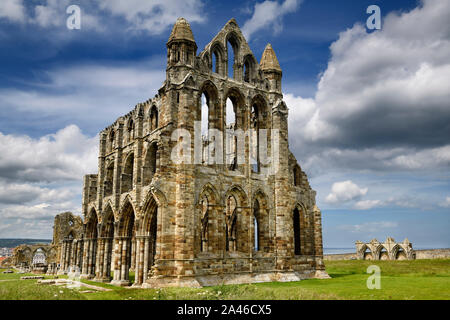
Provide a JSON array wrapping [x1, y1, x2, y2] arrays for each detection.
[[323, 253, 356, 261], [415, 249, 450, 259], [323, 248, 450, 261]]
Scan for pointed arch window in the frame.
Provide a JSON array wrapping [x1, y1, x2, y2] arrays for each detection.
[[253, 200, 260, 251], [225, 195, 237, 251], [200, 196, 209, 252]]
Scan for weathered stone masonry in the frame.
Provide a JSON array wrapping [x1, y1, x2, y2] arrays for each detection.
[[58, 18, 329, 287]]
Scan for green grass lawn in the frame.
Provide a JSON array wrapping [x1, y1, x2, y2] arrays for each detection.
[[1, 259, 449, 300]]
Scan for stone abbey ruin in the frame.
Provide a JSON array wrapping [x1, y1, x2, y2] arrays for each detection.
[[356, 238, 415, 260], [7, 18, 329, 287]]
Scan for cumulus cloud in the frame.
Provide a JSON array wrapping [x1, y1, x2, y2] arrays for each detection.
[[0, 0, 25, 23], [325, 180, 368, 204], [0, 125, 98, 183], [242, 0, 301, 40], [0, 181, 75, 205], [0, 0, 203, 33], [354, 200, 382, 210], [287, 0, 450, 177], [0, 59, 165, 134], [95, 0, 205, 34]]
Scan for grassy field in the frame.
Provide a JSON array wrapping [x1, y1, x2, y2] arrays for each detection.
[[0, 259, 449, 300]]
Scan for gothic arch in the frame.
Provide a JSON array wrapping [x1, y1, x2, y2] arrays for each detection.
[[225, 31, 241, 79], [252, 189, 270, 252], [293, 203, 309, 256], [85, 208, 99, 239], [142, 141, 159, 186], [224, 185, 249, 252], [196, 183, 220, 253], [122, 152, 135, 193], [243, 54, 257, 83], [375, 244, 389, 260], [210, 41, 226, 75]]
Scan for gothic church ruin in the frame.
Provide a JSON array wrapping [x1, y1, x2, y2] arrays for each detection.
[[59, 18, 328, 287]]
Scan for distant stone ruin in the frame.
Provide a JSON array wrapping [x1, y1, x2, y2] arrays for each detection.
[[355, 237, 415, 260]]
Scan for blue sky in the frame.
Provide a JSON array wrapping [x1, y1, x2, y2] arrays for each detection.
[[0, 0, 448, 249]]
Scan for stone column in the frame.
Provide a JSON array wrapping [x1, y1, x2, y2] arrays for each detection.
[[81, 239, 89, 276], [143, 236, 150, 282], [102, 238, 112, 280], [134, 237, 143, 285], [118, 237, 131, 285], [59, 241, 66, 274], [130, 238, 136, 271], [95, 238, 104, 279]]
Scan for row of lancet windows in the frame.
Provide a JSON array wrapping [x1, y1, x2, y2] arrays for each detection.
[[106, 106, 159, 153], [103, 143, 158, 197], [199, 195, 303, 255], [200, 87, 268, 172], [209, 34, 255, 83]]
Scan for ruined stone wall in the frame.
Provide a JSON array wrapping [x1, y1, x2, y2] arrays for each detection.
[[65, 17, 328, 287]]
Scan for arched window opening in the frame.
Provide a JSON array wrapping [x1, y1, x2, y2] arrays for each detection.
[[380, 247, 389, 260], [201, 93, 209, 137], [140, 198, 158, 285], [86, 211, 98, 276], [293, 208, 301, 255], [363, 247, 373, 260], [117, 204, 135, 282], [244, 60, 250, 82], [200, 196, 209, 252], [143, 143, 158, 185], [251, 104, 260, 172], [32, 248, 46, 266], [227, 40, 235, 79], [102, 209, 115, 279], [212, 50, 219, 74], [243, 56, 254, 83], [201, 92, 210, 164], [108, 130, 115, 153], [253, 200, 260, 251], [127, 120, 135, 143], [396, 248, 406, 260], [122, 154, 134, 193], [251, 97, 268, 173], [225, 195, 237, 252], [104, 162, 114, 197], [150, 106, 158, 132], [226, 97, 237, 170]]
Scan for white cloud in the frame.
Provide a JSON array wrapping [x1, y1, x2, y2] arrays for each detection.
[[242, 0, 301, 40], [440, 197, 450, 208], [286, 0, 450, 178], [0, 0, 25, 23], [354, 200, 382, 210], [337, 221, 398, 233], [0, 181, 75, 205], [96, 0, 206, 34], [0, 125, 98, 183], [0, 59, 165, 132], [325, 180, 368, 204]]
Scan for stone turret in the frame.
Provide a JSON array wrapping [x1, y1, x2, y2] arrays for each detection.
[[166, 17, 197, 76], [260, 43, 282, 93]]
